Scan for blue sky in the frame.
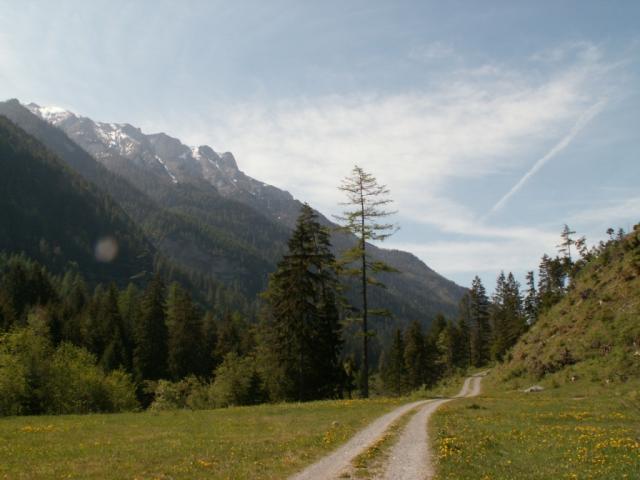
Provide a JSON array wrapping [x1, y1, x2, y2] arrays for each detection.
[[1, 0, 639, 290]]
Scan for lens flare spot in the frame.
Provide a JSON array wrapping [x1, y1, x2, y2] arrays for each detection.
[[95, 236, 119, 262]]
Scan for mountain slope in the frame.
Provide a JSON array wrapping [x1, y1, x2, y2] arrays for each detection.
[[498, 224, 640, 383], [0, 115, 155, 284], [6, 99, 466, 323], [0, 100, 286, 295]]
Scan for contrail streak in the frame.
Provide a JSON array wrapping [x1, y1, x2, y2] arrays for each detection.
[[488, 98, 607, 215]]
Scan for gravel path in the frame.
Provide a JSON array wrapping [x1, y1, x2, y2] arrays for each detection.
[[288, 399, 428, 480], [288, 373, 486, 480], [378, 373, 485, 480]]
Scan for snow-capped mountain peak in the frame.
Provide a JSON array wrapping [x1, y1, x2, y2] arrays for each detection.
[[26, 103, 75, 125], [23, 100, 299, 225]]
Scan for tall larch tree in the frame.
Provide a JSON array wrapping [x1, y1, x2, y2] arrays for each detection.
[[335, 165, 397, 398]]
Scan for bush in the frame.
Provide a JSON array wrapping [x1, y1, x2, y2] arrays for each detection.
[[0, 342, 28, 416], [209, 352, 264, 407], [103, 370, 139, 412], [150, 376, 211, 411], [0, 326, 138, 416], [46, 343, 107, 414]]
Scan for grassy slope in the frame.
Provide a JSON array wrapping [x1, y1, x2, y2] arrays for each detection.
[[432, 227, 640, 479], [0, 398, 406, 480]]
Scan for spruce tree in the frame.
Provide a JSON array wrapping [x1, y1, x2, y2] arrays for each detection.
[[90, 283, 128, 371], [133, 275, 168, 381], [335, 166, 397, 398], [436, 322, 456, 377], [403, 320, 427, 389], [523, 270, 538, 324], [454, 312, 472, 369], [490, 272, 525, 361], [468, 276, 491, 366], [537, 254, 565, 311], [260, 204, 342, 401], [201, 311, 219, 376], [166, 283, 202, 380], [382, 328, 407, 395]]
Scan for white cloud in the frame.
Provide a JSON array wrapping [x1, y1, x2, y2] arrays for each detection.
[[569, 197, 640, 228], [165, 42, 622, 286], [388, 235, 553, 276], [182, 43, 610, 230]]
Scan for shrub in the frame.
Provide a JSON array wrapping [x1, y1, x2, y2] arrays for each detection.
[[46, 343, 106, 414], [0, 343, 28, 416], [209, 352, 264, 407], [103, 369, 139, 412], [0, 327, 138, 416], [150, 376, 211, 411]]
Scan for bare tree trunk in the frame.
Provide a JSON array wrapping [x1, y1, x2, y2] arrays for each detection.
[[360, 186, 369, 398]]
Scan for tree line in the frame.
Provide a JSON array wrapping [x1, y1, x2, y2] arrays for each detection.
[[3, 154, 624, 415]]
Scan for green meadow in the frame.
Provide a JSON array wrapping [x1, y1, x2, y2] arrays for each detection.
[[0, 397, 406, 480], [431, 378, 640, 480]]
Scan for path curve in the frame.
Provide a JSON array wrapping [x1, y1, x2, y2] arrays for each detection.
[[378, 373, 486, 480], [288, 372, 486, 480], [288, 399, 428, 480]]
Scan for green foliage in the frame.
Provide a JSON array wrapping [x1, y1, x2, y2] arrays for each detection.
[[489, 272, 526, 361], [380, 329, 408, 395], [403, 320, 429, 390], [258, 204, 343, 402], [0, 323, 138, 416], [133, 275, 168, 382], [166, 283, 203, 379], [47, 343, 137, 414], [468, 276, 491, 367], [210, 352, 264, 407], [150, 376, 210, 411], [0, 338, 28, 416]]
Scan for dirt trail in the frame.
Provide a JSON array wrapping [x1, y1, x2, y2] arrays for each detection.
[[288, 372, 486, 480], [377, 373, 486, 480], [288, 400, 429, 480]]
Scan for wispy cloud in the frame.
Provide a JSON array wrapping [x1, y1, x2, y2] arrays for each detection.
[[569, 196, 640, 227], [487, 98, 608, 216], [173, 44, 609, 229]]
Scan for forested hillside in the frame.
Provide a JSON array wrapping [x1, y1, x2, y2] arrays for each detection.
[[0, 99, 465, 326], [0, 115, 154, 284], [0, 100, 287, 297]]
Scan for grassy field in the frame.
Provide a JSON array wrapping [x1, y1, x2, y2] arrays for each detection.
[[431, 377, 640, 480], [0, 397, 407, 480]]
